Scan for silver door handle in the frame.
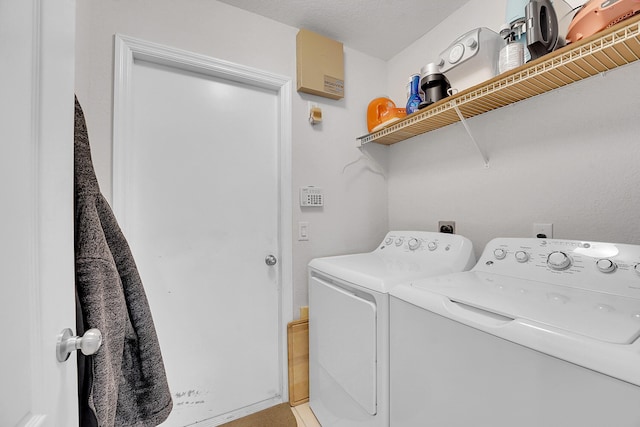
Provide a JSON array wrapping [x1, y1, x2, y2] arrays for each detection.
[[265, 254, 277, 266], [56, 328, 102, 362]]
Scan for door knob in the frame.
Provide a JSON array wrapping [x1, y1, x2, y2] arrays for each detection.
[[56, 328, 102, 362], [265, 254, 277, 266]]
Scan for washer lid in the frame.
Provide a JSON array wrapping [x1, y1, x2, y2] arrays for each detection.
[[309, 252, 457, 294], [403, 271, 640, 345]]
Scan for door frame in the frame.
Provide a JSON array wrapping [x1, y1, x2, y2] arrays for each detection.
[[112, 34, 293, 402]]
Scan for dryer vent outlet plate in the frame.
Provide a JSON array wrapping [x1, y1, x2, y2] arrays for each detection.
[[439, 221, 456, 234]]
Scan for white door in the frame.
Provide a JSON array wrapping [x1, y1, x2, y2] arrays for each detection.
[[0, 0, 77, 426], [112, 36, 292, 426]]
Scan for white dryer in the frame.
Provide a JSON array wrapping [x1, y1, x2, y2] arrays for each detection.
[[390, 237, 640, 427], [308, 231, 475, 427]]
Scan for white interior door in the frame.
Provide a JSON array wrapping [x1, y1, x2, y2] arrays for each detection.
[[0, 0, 77, 426], [113, 36, 292, 426]]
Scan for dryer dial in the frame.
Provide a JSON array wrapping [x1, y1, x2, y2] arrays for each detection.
[[547, 251, 572, 270], [515, 251, 530, 263], [395, 237, 404, 246], [427, 241, 438, 251], [493, 248, 507, 260], [408, 238, 421, 251]]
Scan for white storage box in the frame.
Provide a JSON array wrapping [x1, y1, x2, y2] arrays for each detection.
[[437, 27, 502, 93]]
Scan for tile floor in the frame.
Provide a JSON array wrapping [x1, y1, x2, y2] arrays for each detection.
[[291, 402, 321, 427]]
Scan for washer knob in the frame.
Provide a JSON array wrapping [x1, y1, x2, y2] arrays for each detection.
[[547, 251, 571, 270], [493, 248, 507, 260], [596, 259, 617, 273], [466, 38, 478, 49], [635, 264, 640, 276], [385, 237, 393, 245], [427, 241, 438, 251], [408, 238, 421, 251], [395, 237, 404, 246], [515, 251, 529, 263]]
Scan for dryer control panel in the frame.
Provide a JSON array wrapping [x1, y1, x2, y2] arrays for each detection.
[[377, 231, 477, 276], [475, 238, 640, 299]]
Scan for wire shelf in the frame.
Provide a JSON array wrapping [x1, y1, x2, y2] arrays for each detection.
[[357, 15, 640, 146]]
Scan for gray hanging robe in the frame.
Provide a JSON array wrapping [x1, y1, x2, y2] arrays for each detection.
[[74, 96, 173, 426]]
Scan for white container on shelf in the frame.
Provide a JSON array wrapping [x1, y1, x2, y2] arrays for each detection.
[[437, 27, 503, 93]]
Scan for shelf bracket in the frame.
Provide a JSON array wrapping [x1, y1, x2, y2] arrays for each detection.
[[451, 100, 489, 168]]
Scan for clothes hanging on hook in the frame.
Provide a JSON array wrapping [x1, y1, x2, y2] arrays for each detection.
[[75, 96, 173, 427]]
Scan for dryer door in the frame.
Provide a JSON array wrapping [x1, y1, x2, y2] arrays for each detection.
[[309, 275, 377, 415]]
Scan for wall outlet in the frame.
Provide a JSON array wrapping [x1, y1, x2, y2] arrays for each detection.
[[439, 221, 456, 234], [533, 223, 553, 239]]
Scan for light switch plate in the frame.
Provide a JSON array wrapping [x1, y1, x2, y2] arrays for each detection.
[[298, 221, 309, 241]]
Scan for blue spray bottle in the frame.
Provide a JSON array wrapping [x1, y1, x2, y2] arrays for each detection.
[[405, 74, 422, 115]]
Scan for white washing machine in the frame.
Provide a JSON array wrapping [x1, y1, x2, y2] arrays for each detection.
[[390, 237, 640, 427], [308, 231, 475, 427]]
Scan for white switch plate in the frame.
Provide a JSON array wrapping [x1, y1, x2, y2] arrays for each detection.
[[298, 221, 309, 241], [533, 223, 553, 239]]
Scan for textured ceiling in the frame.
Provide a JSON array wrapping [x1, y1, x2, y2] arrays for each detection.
[[217, 0, 473, 60]]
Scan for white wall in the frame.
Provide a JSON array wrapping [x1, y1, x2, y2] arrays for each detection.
[[292, 46, 389, 311], [386, 0, 640, 259], [75, 0, 388, 316], [75, 0, 640, 315], [387, 0, 505, 105]]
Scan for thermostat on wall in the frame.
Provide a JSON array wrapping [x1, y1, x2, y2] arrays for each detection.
[[300, 186, 324, 207]]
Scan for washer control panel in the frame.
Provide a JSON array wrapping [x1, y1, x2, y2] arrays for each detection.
[[476, 238, 640, 298]]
